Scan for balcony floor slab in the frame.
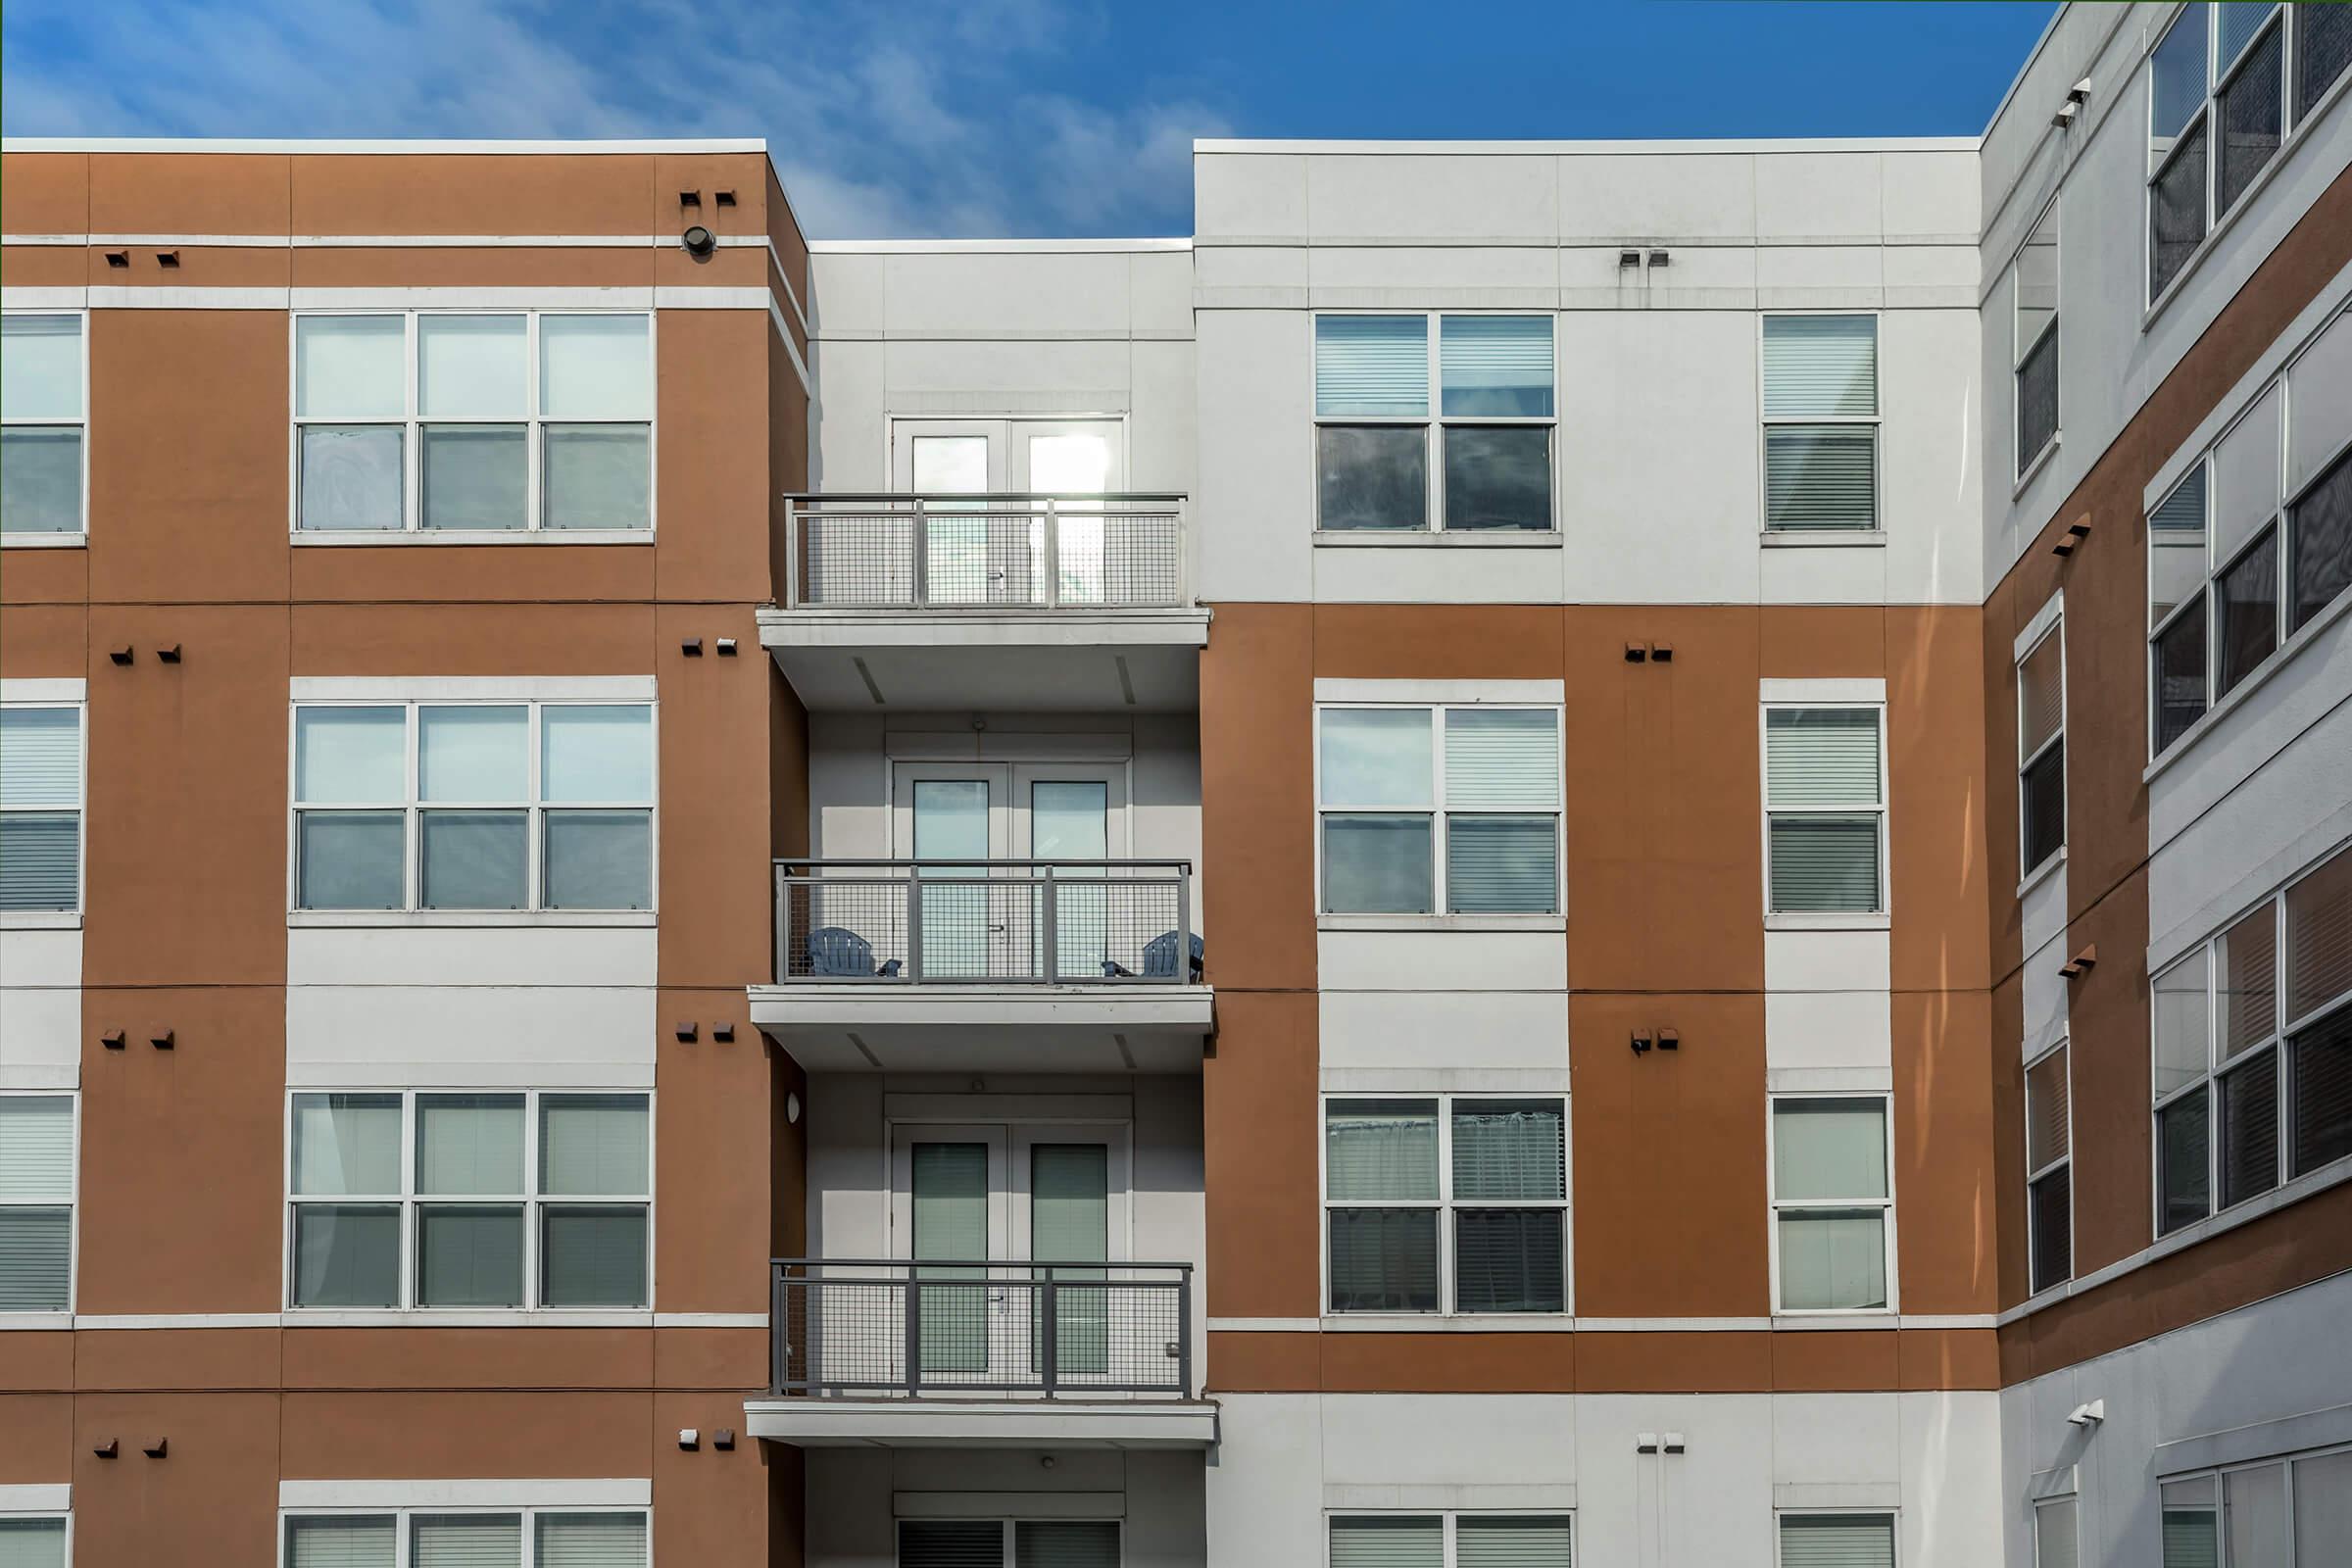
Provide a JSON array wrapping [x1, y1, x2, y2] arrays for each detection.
[[760, 608, 1210, 712], [748, 983, 1213, 1072], [743, 1396, 1218, 1449]]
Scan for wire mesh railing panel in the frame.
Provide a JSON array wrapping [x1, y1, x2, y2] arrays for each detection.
[[788, 498, 1187, 610]]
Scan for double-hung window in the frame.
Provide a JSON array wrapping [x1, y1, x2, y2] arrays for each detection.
[[2026, 1041, 2073, 1294], [2153, 841, 2352, 1234], [1761, 315, 1879, 532], [1324, 1097, 1568, 1315], [0, 314, 85, 538], [285, 1506, 649, 1568], [2014, 200, 2060, 476], [0, 1516, 68, 1568], [2019, 619, 2067, 878], [2146, 304, 2352, 756], [1330, 1514, 1574, 1568], [1763, 706, 1886, 915], [1769, 1097, 1894, 1313], [0, 1095, 74, 1312], [2159, 1446, 2352, 1568], [2034, 1496, 2079, 1568], [0, 703, 81, 913], [1313, 314, 1556, 533], [1778, 1514, 1895, 1568], [1318, 706, 1560, 916], [294, 311, 653, 533], [289, 1089, 651, 1310], [900, 1519, 1121, 1568], [293, 700, 654, 913]]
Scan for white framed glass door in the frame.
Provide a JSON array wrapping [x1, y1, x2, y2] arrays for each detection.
[[1015, 766, 1125, 981], [891, 1125, 1008, 1379], [894, 764, 1009, 978], [891, 419, 1124, 606], [1011, 1127, 1130, 1384]]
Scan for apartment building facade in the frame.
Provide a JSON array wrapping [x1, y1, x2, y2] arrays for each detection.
[[2, 4, 2350, 1566]]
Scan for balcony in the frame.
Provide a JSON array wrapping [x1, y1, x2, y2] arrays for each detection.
[[761, 495, 1210, 711], [747, 860, 1213, 1071], [745, 1259, 1212, 1448]]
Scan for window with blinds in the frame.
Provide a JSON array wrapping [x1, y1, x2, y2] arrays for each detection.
[[286, 1510, 648, 1568], [1318, 705, 1560, 916], [2018, 622, 2066, 876], [1325, 1097, 1567, 1315], [1314, 314, 1554, 533], [0, 1095, 74, 1312], [0, 314, 86, 537], [1777, 1513, 1895, 1568], [899, 1520, 1120, 1568], [287, 1516, 398, 1568], [0, 1519, 67, 1568], [2013, 199, 2060, 475], [0, 705, 82, 912], [1761, 316, 1878, 531], [287, 1089, 650, 1311], [1763, 707, 1885, 915], [1770, 1098, 1892, 1312], [2034, 1495, 2079, 1568], [2026, 1043, 2072, 1294], [1332, 1515, 1571, 1568]]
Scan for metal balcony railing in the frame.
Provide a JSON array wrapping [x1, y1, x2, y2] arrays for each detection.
[[783, 494, 1189, 610], [773, 859, 1200, 985], [769, 1258, 1195, 1398]]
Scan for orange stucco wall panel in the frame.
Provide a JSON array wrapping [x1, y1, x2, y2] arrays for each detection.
[[1201, 991, 1320, 1319]]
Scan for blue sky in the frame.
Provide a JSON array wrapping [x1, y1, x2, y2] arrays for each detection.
[[0, 0, 2057, 238]]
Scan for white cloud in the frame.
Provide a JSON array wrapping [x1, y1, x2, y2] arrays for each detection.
[[0, 0, 1227, 236]]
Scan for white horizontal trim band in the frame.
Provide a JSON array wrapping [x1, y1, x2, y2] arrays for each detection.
[[1194, 136, 1979, 155], [1207, 1314, 1994, 1333], [6, 232, 774, 250], [289, 675, 657, 700], [35, 1310, 757, 1330], [0, 679, 85, 702], [280, 1478, 652, 1508], [1314, 678, 1565, 704], [0, 1486, 70, 1512], [1, 285, 773, 310], [1759, 677, 1886, 703]]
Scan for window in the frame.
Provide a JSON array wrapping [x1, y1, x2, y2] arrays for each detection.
[[1317, 706, 1561, 915], [0, 1095, 74, 1312], [1330, 1514, 1573, 1568], [2015, 200, 2061, 475], [2154, 842, 2352, 1234], [1323, 1097, 1568, 1315], [2027, 1041, 2072, 1294], [0, 704, 81, 913], [0, 1517, 68, 1568], [2146, 307, 2352, 756], [294, 311, 653, 533], [285, 1507, 648, 1568], [2148, 4, 2319, 304], [1761, 315, 1879, 531], [0, 314, 84, 537], [2034, 1496, 2079, 1568], [1769, 1098, 1894, 1313], [900, 1520, 1122, 1568], [1313, 314, 1555, 533], [1763, 706, 1886, 915], [2161, 1446, 2352, 1568], [287, 1090, 650, 1310], [2018, 620, 2066, 877], [1778, 1514, 1894, 1568], [293, 700, 654, 913]]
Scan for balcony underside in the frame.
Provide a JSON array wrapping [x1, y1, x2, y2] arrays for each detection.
[[748, 983, 1213, 1072], [742, 1396, 1218, 1449], [759, 608, 1209, 712]]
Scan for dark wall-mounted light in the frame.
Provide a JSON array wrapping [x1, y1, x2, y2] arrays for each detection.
[[157, 644, 182, 663], [682, 225, 716, 260], [681, 637, 704, 657], [150, 1030, 174, 1051], [674, 1021, 698, 1042], [101, 1029, 126, 1051], [109, 646, 134, 665], [715, 638, 738, 656]]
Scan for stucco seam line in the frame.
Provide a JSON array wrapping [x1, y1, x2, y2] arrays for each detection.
[[1205, 1315, 1996, 1332]]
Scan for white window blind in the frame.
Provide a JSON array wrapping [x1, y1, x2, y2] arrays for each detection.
[[288, 1516, 398, 1568], [0, 1521, 66, 1568], [0, 710, 80, 807], [0, 1095, 73, 1312], [541, 1095, 651, 1195], [1440, 318, 1554, 417], [298, 317, 406, 419], [2027, 1049, 2070, 1172], [1772, 1099, 1891, 1312], [1765, 708, 1884, 915], [1014, 1521, 1120, 1568], [1327, 1103, 1439, 1201], [0, 1097, 73, 1200], [414, 1514, 522, 1568], [418, 1095, 525, 1194], [539, 318, 652, 420], [1444, 710, 1558, 808], [0, 706, 80, 913], [2021, 637, 2065, 758], [1456, 1517, 1572, 1568], [1330, 1517, 1444, 1568], [2034, 1497, 2079, 1568], [2162, 1476, 2221, 1568], [1778, 1514, 1895, 1568], [1763, 318, 1879, 416], [420, 317, 528, 418], [0, 317, 81, 420], [1317, 317, 1429, 417], [2294, 1448, 2352, 1561], [533, 1513, 647, 1568], [900, 1521, 1007, 1568], [1767, 710, 1880, 805]]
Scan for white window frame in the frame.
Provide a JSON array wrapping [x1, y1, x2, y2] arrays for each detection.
[[1326, 1509, 1576, 1568], [1318, 1093, 1572, 1318], [0, 694, 87, 925], [0, 309, 90, 546], [286, 696, 658, 920], [1756, 311, 1883, 534], [2149, 839, 2352, 1236], [1312, 702, 1565, 918], [2017, 617, 2067, 881], [897, 1517, 1124, 1568], [1309, 311, 1560, 536], [2146, 303, 2352, 760], [2156, 1441, 2352, 1568], [2032, 1494, 2078, 1568], [1765, 1093, 1898, 1317], [1773, 1508, 1900, 1568], [2012, 195, 2061, 480], [1759, 700, 1890, 921], [278, 1502, 652, 1568], [2025, 1038, 2075, 1296], [286, 308, 658, 537], [0, 1510, 71, 1566], [281, 1087, 654, 1316], [0, 1090, 78, 1319]]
